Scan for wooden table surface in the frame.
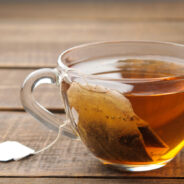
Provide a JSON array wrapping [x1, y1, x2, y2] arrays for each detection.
[[0, 1, 184, 183]]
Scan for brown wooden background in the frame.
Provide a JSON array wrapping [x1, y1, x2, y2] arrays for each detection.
[[0, 1, 184, 183]]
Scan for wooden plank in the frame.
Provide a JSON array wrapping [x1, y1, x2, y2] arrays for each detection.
[[0, 2, 183, 69], [0, 69, 32, 109], [0, 2, 184, 68], [0, 69, 64, 110], [0, 69, 33, 86], [0, 178, 183, 184], [0, 21, 184, 68], [0, 1, 183, 181], [0, 111, 183, 177], [1, 41, 184, 68], [0, 1, 184, 20], [0, 42, 76, 68], [0, 85, 64, 110], [1, 22, 184, 43]]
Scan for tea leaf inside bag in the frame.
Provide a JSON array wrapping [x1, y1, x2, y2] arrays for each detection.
[[67, 82, 168, 162]]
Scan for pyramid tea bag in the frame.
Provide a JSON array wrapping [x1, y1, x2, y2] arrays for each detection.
[[67, 82, 169, 162]]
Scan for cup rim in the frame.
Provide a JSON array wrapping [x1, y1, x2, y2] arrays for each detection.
[[58, 40, 184, 83]]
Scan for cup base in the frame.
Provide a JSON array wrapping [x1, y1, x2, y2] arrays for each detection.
[[100, 158, 172, 172]]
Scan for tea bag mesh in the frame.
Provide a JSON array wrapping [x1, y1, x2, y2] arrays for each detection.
[[67, 82, 169, 162]]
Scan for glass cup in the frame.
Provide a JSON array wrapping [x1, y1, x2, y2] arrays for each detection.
[[21, 41, 184, 172]]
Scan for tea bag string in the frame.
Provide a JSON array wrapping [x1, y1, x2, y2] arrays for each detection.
[[34, 124, 64, 155], [0, 123, 65, 162]]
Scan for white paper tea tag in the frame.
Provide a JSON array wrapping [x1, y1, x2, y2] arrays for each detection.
[[0, 141, 35, 161], [0, 124, 64, 162]]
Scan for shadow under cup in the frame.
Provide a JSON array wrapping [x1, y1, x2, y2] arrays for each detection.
[[59, 41, 184, 171]]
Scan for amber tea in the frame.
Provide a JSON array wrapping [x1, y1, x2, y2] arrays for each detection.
[[21, 41, 184, 172], [65, 58, 184, 166]]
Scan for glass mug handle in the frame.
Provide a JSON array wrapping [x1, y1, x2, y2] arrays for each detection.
[[20, 68, 77, 139]]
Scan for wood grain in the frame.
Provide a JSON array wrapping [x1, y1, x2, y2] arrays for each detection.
[[0, 1, 184, 20], [1, 22, 184, 43], [0, 42, 74, 68], [0, 85, 64, 110], [0, 1, 184, 182], [0, 69, 33, 86], [0, 2, 184, 68], [1, 40, 184, 68], [0, 112, 183, 177], [0, 69, 64, 110], [0, 178, 183, 184]]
